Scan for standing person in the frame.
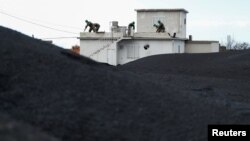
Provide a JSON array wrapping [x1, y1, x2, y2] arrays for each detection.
[[128, 21, 135, 36]]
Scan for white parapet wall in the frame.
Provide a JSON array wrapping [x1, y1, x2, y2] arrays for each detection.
[[134, 32, 171, 38], [185, 41, 219, 53], [80, 39, 112, 56], [79, 32, 123, 65], [80, 32, 123, 39]]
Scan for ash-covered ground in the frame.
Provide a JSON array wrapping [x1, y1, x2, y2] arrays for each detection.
[[0, 26, 250, 141]]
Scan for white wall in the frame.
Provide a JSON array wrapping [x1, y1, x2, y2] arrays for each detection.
[[211, 43, 220, 52], [185, 42, 219, 53], [107, 43, 118, 65], [137, 11, 187, 38], [80, 38, 186, 65], [117, 39, 185, 65], [179, 12, 187, 38], [80, 39, 113, 63], [173, 40, 185, 53]]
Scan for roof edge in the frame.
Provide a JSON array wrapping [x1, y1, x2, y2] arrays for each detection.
[[78, 37, 187, 41], [186, 40, 219, 44], [135, 9, 189, 13]]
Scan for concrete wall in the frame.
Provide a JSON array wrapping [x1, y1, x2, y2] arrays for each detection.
[[133, 32, 171, 38], [80, 32, 123, 38], [137, 11, 187, 38], [80, 38, 186, 65], [179, 12, 187, 38], [106, 43, 118, 65], [185, 41, 219, 53], [117, 39, 185, 65], [173, 40, 185, 53], [80, 39, 113, 63]]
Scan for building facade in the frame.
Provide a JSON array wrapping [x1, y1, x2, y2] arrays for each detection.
[[79, 9, 219, 66], [136, 9, 187, 38]]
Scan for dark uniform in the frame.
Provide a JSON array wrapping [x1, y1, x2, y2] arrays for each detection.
[[84, 20, 100, 33], [93, 23, 100, 32], [128, 22, 135, 30], [154, 20, 165, 33], [128, 21, 135, 36]]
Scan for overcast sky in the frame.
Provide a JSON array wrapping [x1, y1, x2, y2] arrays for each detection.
[[0, 0, 249, 48]]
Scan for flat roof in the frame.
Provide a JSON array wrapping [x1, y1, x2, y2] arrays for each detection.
[[78, 37, 187, 41], [77, 37, 120, 40], [135, 9, 189, 13], [186, 40, 219, 44]]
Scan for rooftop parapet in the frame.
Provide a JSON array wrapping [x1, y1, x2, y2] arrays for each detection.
[[135, 9, 189, 13], [134, 32, 171, 38], [79, 32, 124, 40], [79, 32, 187, 40]]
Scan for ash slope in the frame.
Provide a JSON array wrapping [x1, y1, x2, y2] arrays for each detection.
[[0, 26, 250, 141], [120, 51, 250, 80], [120, 50, 250, 103], [0, 113, 59, 141]]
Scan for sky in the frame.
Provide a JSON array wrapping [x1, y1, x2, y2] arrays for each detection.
[[0, 0, 250, 48]]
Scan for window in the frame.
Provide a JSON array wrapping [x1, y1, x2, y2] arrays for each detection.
[[184, 18, 186, 25]]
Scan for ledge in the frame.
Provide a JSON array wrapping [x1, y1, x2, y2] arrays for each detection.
[[135, 9, 189, 13]]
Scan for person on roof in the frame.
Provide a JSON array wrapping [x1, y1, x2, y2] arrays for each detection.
[[154, 20, 165, 33], [128, 21, 135, 36], [84, 20, 100, 33]]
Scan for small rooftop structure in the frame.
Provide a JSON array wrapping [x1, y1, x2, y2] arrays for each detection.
[[79, 8, 219, 66]]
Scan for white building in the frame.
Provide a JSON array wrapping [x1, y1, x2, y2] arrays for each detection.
[[79, 9, 219, 66]]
